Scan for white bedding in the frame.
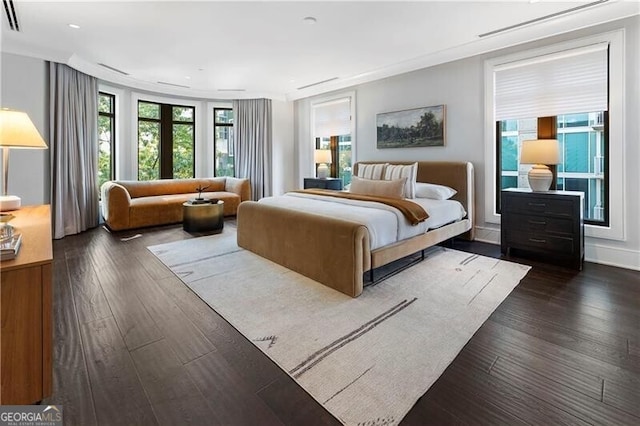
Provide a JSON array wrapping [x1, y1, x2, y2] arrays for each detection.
[[258, 193, 466, 250]]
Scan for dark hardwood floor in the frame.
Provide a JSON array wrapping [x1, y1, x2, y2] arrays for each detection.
[[45, 221, 640, 425]]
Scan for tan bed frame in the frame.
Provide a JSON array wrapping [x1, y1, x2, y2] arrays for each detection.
[[237, 161, 475, 297]]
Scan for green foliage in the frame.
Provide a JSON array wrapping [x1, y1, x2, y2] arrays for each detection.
[[98, 94, 112, 114], [173, 107, 194, 122], [172, 124, 194, 178], [138, 121, 160, 180], [97, 113, 112, 191], [138, 102, 160, 119]]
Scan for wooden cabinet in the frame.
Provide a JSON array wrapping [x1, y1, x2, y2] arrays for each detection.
[[501, 189, 584, 270], [1, 205, 53, 404], [303, 177, 343, 190]]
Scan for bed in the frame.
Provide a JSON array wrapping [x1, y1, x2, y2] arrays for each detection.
[[237, 161, 474, 297]]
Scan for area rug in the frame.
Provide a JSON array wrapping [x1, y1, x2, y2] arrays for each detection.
[[148, 229, 530, 425]]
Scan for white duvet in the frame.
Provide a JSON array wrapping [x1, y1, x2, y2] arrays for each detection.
[[258, 193, 466, 250]]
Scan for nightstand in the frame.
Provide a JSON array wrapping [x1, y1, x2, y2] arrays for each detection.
[[501, 188, 584, 270], [304, 177, 343, 190]]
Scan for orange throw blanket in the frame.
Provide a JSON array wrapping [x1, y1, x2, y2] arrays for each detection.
[[291, 189, 429, 226]]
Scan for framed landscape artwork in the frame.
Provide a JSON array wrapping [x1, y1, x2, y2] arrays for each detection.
[[376, 105, 446, 148]]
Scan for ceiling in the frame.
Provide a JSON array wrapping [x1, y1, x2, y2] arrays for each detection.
[[1, 1, 638, 101]]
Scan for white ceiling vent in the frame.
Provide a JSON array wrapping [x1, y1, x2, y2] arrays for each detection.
[[98, 63, 130, 76], [2, 0, 19, 31]]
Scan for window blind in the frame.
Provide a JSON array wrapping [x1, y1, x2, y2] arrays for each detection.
[[313, 98, 351, 137], [495, 43, 608, 121]]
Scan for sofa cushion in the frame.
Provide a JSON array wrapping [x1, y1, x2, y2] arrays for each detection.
[[120, 178, 227, 198]]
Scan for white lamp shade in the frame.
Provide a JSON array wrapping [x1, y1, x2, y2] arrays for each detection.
[[0, 109, 48, 148], [314, 149, 332, 164], [520, 139, 560, 165]]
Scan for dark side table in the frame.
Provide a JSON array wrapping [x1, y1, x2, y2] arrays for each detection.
[[303, 177, 343, 190], [182, 200, 224, 233]]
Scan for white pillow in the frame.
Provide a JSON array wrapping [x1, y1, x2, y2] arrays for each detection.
[[357, 163, 388, 180], [383, 163, 418, 199], [415, 182, 457, 200]]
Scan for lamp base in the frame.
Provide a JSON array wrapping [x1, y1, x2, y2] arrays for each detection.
[[527, 165, 553, 192], [317, 163, 329, 179], [0, 195, 21, 211]]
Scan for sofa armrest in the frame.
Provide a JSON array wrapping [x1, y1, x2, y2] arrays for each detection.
[[225, 177, 251, 201], [101, 182, 132, 231]]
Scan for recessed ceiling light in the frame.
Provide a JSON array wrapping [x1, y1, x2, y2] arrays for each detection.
[[303, 17, 317, 24], [185, 76, 191, 80], [68, 23, 80, 29]]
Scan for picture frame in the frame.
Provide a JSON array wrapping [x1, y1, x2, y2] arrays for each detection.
[[376, 105, 446, 148]]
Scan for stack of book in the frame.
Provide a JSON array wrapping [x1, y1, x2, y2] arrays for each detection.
[[1, 232, 22, 261]]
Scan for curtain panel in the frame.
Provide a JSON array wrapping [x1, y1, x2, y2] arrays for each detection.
[[50, 63, 99, 239], [232, 99, 272, 200]]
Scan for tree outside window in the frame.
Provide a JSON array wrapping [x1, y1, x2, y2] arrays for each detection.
[[98, 92, 115, 192], [138, 101, 194, 180]]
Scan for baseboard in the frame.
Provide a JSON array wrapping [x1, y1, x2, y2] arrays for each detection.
[[473, 226, 500, 245], [585, 243, 640, 271], [476, 226, 640, 271]]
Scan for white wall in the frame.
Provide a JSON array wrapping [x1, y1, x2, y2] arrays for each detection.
[[293, 16, 640, 270], [0, 52, 49, 206]]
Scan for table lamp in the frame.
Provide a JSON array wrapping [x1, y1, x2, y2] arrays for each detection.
[[0, 109, 48, 211], [314, 149, 332, 179], [520, 139, 560, 192]]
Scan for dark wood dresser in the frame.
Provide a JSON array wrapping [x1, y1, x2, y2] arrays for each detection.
[[501, 188, 584, 270], [303, 177, 343, 190]]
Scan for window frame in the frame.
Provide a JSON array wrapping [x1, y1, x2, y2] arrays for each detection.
[[484, 30, 625, 241], [309, 92, 357, 186], [98, 91, 116, 188], [136, 100, 196, 180], [213, 107, 234, 177]]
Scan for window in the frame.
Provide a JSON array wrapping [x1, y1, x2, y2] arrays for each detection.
[[497, 113, 608, 225], [98, 92, 115, 191], [316, 135, 352, 186], [312, 97, 353, 186], [137, 101, 194, 180], [214, 108, 234, 177], [493, 42, 609, 226]]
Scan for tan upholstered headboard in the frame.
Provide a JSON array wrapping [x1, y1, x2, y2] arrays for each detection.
[[354, 161, 475, 240]]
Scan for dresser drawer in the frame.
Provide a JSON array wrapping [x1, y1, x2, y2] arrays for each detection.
[[506, 231, 576, 255], [305, 180, 327, 189], [505, 213, 575, 236], [303, 178, 343, 190], [505, 195, 575, 217]]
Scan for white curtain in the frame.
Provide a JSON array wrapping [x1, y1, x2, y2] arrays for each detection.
[[233, 99, 272, 200], [50, 63, 99, 239]]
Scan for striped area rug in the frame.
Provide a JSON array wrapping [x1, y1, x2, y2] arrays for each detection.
[[148, 229, 529, 425]]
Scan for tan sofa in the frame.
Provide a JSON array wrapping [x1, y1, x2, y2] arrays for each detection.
[[101, 177, 251, 231]]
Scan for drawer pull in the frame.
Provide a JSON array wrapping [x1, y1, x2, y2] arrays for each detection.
[[529, 238, 546, 243], [528, 220, 547, 225], [528, 202, 546, 207]]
